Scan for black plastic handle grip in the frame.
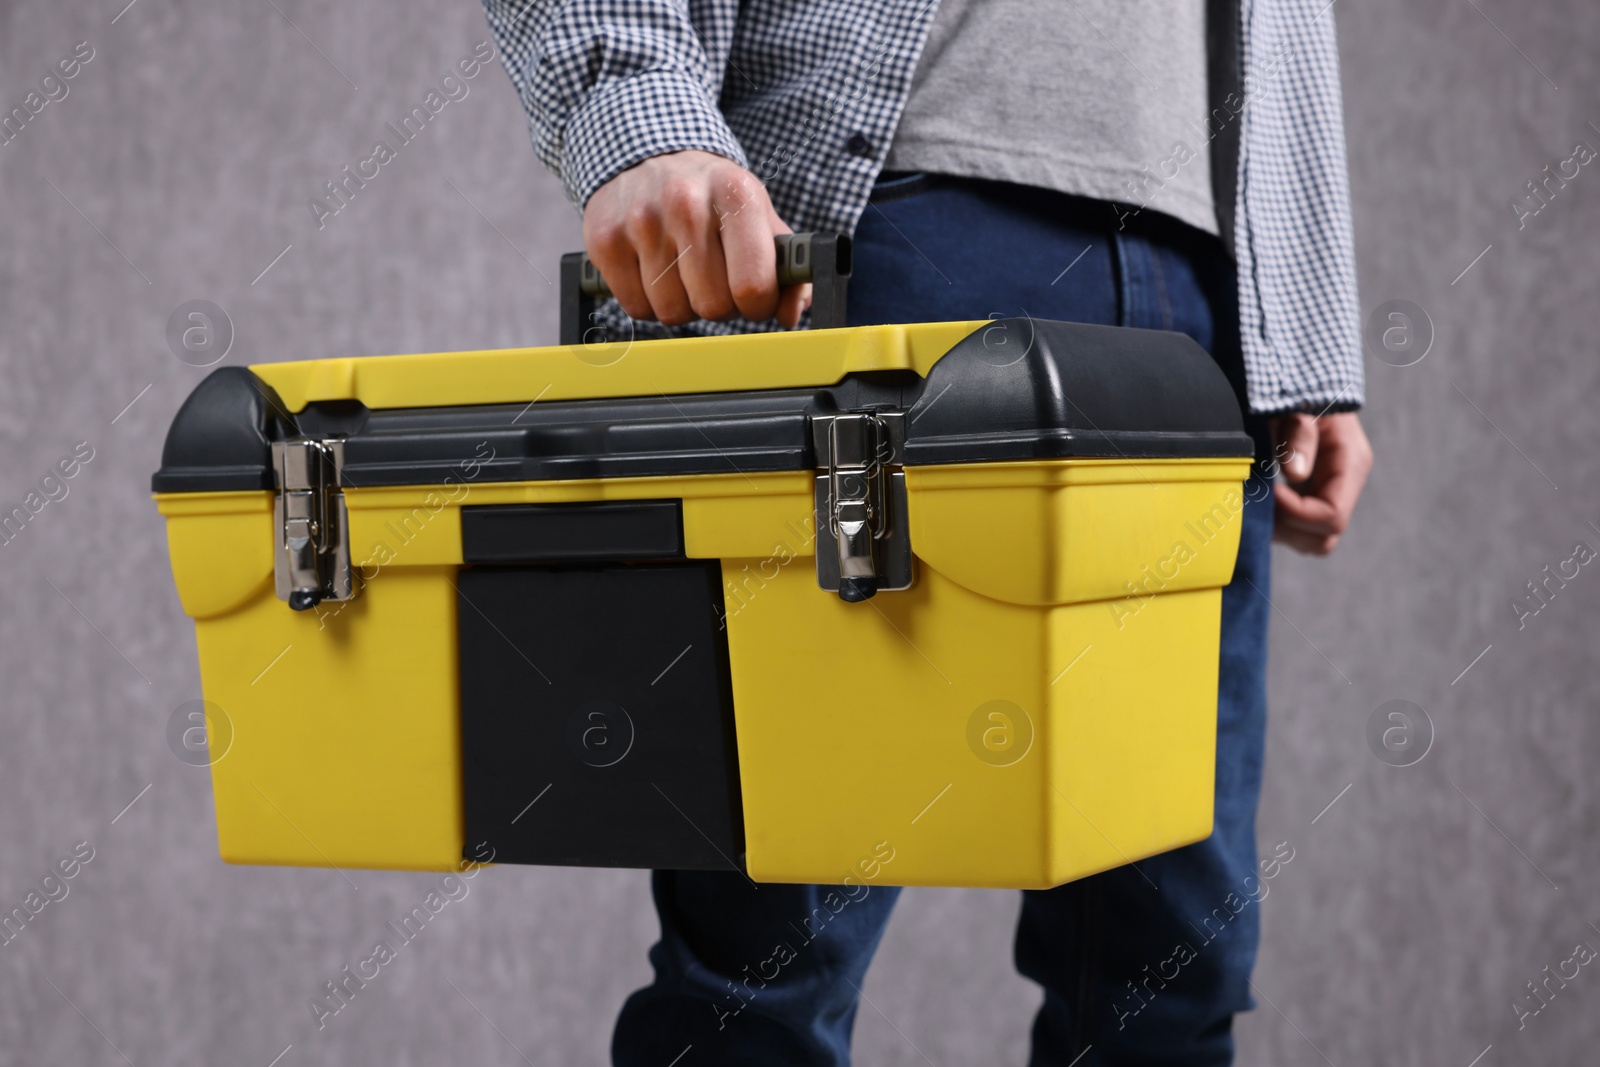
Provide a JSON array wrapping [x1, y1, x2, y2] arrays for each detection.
[[559, 232, 852, 345]]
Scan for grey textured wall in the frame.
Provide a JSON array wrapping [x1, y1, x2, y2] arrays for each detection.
[[0, 1, 1596, 1064]]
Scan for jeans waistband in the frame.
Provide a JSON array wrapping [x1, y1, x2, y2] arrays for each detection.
[[868, 171, 1225, 261]]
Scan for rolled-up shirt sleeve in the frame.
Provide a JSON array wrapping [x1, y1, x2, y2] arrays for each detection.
[[481, 0, 749, 208]]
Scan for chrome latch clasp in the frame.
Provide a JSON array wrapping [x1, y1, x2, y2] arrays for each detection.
[[811, 412, 912, 601], [272, 438, 355, 612]]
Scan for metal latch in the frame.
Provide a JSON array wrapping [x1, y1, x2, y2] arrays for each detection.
[[811, 412, 913, 602], [271, 438, 355, 612]]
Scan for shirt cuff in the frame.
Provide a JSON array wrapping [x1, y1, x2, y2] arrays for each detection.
[[561, 69, 751, 208]]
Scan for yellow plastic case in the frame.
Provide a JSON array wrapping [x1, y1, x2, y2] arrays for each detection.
[[154, 318, 1252, 889]]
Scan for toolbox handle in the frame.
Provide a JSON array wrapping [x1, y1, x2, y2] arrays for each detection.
[[559, 233, 852, 346]]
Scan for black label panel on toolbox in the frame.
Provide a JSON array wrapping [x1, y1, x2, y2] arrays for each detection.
[[458, 560, 744, 871], [461, 500, 683, 563]]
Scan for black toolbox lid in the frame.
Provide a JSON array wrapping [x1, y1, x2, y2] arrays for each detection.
[[152, 319, 1252, 493]]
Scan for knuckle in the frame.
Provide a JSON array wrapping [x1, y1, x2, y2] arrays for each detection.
[[678, 199, 713, 233], [660, 176, 701, 214], [729, 277, 775, 308], [722, 168, 762, 200], [622, 201, 662, 238], [711, 170, 767, 219], [586, 221, 627, 259], [619, 299, 655, 322], [691, 293, 735, 321]]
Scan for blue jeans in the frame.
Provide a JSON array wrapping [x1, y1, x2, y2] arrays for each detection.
[[614, 175, 1274, 1067]]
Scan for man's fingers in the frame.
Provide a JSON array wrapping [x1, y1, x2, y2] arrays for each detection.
[[636, 243, 696, 325], [1316, 416, 1374, 525], [1274, 413, 1319, 484], [1269, 412, 1372, 557], [1273, 483, 1341, 555], [776, 282, 811, 329], [1274, 480, 1340, 534], [1283, 418, 1371, 528], [1274, 521, 1339, 556], [674, 234, 737, 322], [597, 253, 653, 323], [584, 220, 652, 321], [1306, 460, 1362, 536], [716, 183, 783, 322], [654, 174, 735, 321]]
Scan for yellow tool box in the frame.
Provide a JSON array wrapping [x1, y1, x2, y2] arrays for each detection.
[[153, 235, 1253, 889]]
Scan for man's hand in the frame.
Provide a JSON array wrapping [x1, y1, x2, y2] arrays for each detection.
[[582, 150, 809, 328], [1271, 412, 1374, 555]]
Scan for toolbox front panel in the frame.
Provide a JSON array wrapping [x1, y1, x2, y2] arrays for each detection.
[[725, 466, 1239, 890], [1044, 587, 1221, 886], [196, 566, 464, 870], [161, 475, 807, 874], [724, 556, 1055, 888], [723, 564, 1221, 890]]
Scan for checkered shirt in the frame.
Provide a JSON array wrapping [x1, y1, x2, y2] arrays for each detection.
[[481, 0, 1364, 414]]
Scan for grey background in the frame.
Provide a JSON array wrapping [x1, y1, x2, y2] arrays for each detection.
[[0, 1, 1596, 1064]]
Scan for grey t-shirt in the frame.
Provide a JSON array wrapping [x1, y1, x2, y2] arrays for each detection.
[[884, 0, 1218, 235]]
